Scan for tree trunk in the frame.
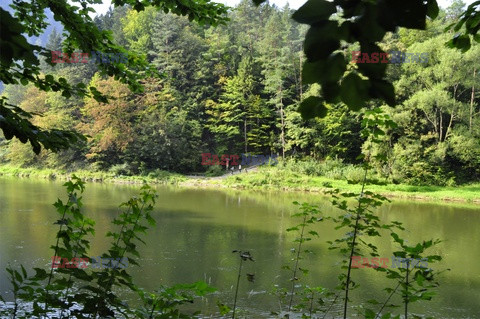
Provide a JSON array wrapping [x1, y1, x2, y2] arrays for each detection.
[[299, 53, 303, 101], [165, 38, 169, 77], [470, 68, 476, 132], [439, 107, 443, 143], [280, 88, 285, 160], [244, 116, 247, 154], [445, 85, 458, 141], [446, 109, 454, 141]]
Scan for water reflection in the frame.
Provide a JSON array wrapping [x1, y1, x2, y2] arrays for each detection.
[[0, 177, 479, 317]]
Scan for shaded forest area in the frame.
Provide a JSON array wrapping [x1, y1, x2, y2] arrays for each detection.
[[1, 0, 479, 186]]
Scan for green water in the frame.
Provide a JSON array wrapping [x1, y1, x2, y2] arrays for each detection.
[[0, 177, 479, 318]]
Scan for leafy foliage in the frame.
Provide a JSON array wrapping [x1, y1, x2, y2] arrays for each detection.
[[1, 1, 480, 186], [0, 177, 215, 318], [231, 250, 255, 318], [445, 1, 480, 51], [0, 0, 228, 153], [279, 201, 329, 318], [287, 0, 436, 118], [0, 97, 86, 154]]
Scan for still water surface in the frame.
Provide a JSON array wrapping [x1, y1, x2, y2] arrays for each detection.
[[0, 177, 479, 318]]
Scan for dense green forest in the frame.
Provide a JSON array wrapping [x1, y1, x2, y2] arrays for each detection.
[[1, 0, 479, 186], [2, 1, 480, 318]]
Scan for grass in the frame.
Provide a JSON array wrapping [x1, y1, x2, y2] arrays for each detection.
[[218, 165, 480, 203], [1, 164, 479, 203], [0, 165, 187, 185]]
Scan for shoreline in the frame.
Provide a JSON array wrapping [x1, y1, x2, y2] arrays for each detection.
[[1, 165, 479, 205], [179, 177, 480, 204]]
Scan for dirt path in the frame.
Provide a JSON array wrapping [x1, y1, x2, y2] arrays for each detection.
[[185, 166, 260, 180]]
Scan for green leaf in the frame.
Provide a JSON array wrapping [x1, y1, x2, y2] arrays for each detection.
[[420, 291, 436, 300], [391, 232, 404, 245], [303, 22, 341, 62], [20, 264, 27, 278], [217, 301, 231, 315], [33, 268, 48, 280], [451, 34, 471, 52], [357, 8, 387, 42], [454, 19, 466, 32], [416, 273, 426, 286], [14, 270, 23, 283], [340, 72, 369, 111], [302, 60, 325, 85], [364, 308, 376, 319], [298, 96, 328, 119], [324, 52, 347, 83], [357, 57, 388, 79], [45, 74, 54, 82], [292, 0, 336, 25], [322, 82, 341, 103], [299, 267, 309, 275], [466, 14, 480, 31], [426, 0, 439, 19], [377, 0, 427, 31], [191, 281, 216, 296]]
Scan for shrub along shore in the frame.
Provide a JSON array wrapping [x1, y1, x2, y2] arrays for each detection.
[[1, 164, 479, 204]]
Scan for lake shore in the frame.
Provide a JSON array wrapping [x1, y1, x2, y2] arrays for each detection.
[[1, 165, 479, 204]]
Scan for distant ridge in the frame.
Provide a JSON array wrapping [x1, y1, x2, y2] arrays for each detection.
[[0, 0, 64, 93], [0, 0, 64, 48]]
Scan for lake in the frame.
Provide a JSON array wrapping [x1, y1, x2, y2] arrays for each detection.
[[0, 177, 479, 318]]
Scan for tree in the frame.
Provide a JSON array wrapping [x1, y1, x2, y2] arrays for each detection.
[[81, 75, 136, 168], [205, 56, 268, 154], [445, 0, 466, 21], [445, 1, 480, 51], [252, 0, 442, 120], [257, 7, 300, 159], [0, 0, 228, 153], [377, 34, 480, 184], [124, 82, 204, 173], [94, 6, 129, 48]]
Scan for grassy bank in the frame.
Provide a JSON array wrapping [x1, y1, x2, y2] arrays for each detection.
[[216, 166, 480, 203], [1, 164, 479, 203], [0, 165, 187, 185]]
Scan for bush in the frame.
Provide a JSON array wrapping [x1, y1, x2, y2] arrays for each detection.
[[343, 165, 365, 184], [108, 163, 134, 176], [325, 167, 344, 180], [205, 164, 225, 177], [298, 160, 323, 176], [391, 161, 450, 186], [318, 158, 345, 175], [279, 158, 346, 177], [147, 169, 171, 179], [322, 181, 332, 188]]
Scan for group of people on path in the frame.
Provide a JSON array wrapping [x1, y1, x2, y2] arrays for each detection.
[[226, 159, 246, 175]]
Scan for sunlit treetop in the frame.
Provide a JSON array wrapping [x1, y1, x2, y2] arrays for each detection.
[[0, 0, 229, 153], [254, 0, 479, 120]]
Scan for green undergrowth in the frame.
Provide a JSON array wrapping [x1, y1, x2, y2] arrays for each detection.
[[221, 165, 480, 203], [1, 164, 479, 203], [0, 165, 186, 185]]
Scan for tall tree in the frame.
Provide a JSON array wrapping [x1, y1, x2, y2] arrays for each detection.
[[0, 0, 227, 153], [81, 74, 136, 168], [257, 7, 299, 159]]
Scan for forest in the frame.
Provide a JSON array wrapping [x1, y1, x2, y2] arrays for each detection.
[[1, 0, 479, 187], [1, 1, 480, 318]]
